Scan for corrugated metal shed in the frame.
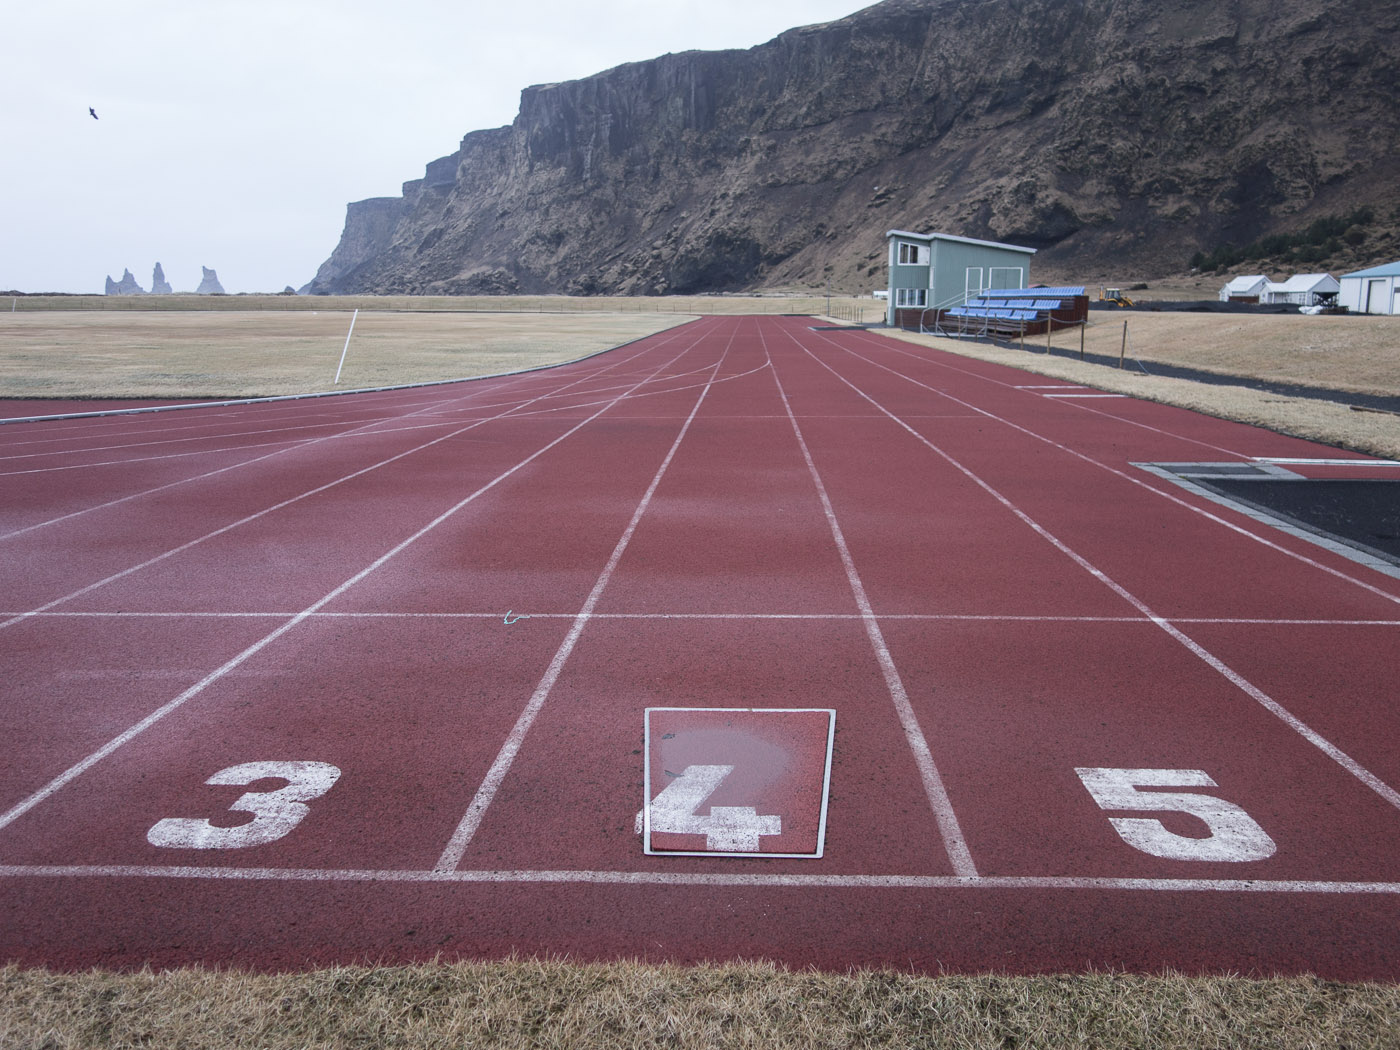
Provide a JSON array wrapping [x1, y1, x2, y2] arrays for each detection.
[[1339, 259, 1400, 314]]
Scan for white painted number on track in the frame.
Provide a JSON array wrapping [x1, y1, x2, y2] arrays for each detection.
[[648, 764, 782, 851], [147, 761, 342, 850], [1075, 767, 1276, 862]]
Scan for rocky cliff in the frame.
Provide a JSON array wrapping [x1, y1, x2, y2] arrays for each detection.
[[305, 0, 1400, 295]]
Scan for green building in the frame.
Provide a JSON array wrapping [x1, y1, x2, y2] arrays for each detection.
[[885, 230, 1036, 327]]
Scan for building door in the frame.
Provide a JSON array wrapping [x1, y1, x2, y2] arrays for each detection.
[[965, 268, 984, 302], [1364, 279, 1387, 313]]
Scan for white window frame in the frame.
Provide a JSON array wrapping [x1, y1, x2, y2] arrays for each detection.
[[897, 242, 929, 266], [895, 288, 927, 307]]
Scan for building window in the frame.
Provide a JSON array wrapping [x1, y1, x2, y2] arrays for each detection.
[[895, 288, 927, 307], [897, 242, 928, 266]]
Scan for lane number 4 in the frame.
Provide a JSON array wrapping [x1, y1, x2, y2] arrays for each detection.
[[1075, 767, 1276, 862], [641, 764, 782, 852], [147, 761, 341, 850]]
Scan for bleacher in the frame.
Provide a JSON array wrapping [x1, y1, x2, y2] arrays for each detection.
[[926, 287, 1088, 340]]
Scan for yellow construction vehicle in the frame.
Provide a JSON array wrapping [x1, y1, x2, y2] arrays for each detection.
[[1099, 287, 1135, 306]]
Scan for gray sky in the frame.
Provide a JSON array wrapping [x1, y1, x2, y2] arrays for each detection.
[[2, 0, 867, 294]]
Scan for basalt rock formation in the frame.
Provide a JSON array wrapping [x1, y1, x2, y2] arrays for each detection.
[[305, 0, 1400, 295], [196, 267, 225, 295], [104, 268, 145, 295], [151, 262, 173, 295]]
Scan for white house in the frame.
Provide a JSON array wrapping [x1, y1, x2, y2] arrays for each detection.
[[1339, 261, 1400, 315], [1261, 273, 1340, 307], [1218, 275, 1270, 302]]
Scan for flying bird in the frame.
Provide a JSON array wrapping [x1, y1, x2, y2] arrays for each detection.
[[89, 107, 98, 120]]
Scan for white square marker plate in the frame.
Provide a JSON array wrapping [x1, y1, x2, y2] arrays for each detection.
[[643, 707, 836, 858]]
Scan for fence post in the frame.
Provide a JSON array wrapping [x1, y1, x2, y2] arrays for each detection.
[[1119, 320, 1128, 369]]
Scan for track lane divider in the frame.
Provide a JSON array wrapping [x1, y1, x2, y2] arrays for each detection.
[[0, 325, 703, 539], [762, 327, 978, 879], [780, 322, 1400, 816], [0, 329, 711, 629], [0, 323, 721, 837], [822, 328, 1400, 608], [433, 320, 741, 871]]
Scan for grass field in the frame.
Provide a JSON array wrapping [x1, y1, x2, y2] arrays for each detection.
[[2, 295, 1398, 1048], [0, 310, 695, 399]]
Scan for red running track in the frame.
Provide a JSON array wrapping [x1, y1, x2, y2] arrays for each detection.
[[2, 315, 1399, 977]]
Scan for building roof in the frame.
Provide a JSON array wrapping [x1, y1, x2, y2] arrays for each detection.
[[1341, 260, 1400, 279], [886, 230, 1037, 255], [1267, 273, 1339, 292], [1221, 274, 1269, 292]]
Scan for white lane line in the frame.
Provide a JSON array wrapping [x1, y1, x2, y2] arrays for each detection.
[[13, 609, 1400, 627], [0, 334, 693, 535], [1138, 464, 1400, 582], [787, 331, 1400, 815], [819, 331, 1400, 608], [764, 332, 978, 879], [872, 334, 1252, 458], [0, 332, 716, 628], [0, 332, 716, 837], [0, 325, 695, 427], [0, 417, 411, 464], [433, 323, 741, 872], [5, 862, 1400, 895], [1043, 393, 1128, 399]]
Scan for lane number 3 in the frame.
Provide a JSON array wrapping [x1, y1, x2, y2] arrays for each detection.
[[147, 761, 341, 850], [1075, 767, 1276, 862]]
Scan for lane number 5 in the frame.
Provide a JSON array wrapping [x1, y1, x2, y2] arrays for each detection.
[[1075, 767, 1276, 862], [147, 761, 341, 850]]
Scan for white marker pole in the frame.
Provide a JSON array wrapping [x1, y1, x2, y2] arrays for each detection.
[[333, 308, 358, 384]]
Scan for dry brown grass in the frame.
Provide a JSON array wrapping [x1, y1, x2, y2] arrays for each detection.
[[875, 314, 1400, 460], [5, 960, 1400, 1050], [0, 310, 695, 399]]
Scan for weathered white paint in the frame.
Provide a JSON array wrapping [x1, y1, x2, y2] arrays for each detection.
[[147, 761, 341, 850], [1075, 768, 1276, 863]]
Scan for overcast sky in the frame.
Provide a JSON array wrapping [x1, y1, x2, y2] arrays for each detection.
[[2, 0, 867, 294]]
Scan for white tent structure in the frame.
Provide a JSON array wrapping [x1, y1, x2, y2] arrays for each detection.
[[1262, 273, 1340, 307], [1339, 261, 1400, 315], [1218, 275, 1270, 302]]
